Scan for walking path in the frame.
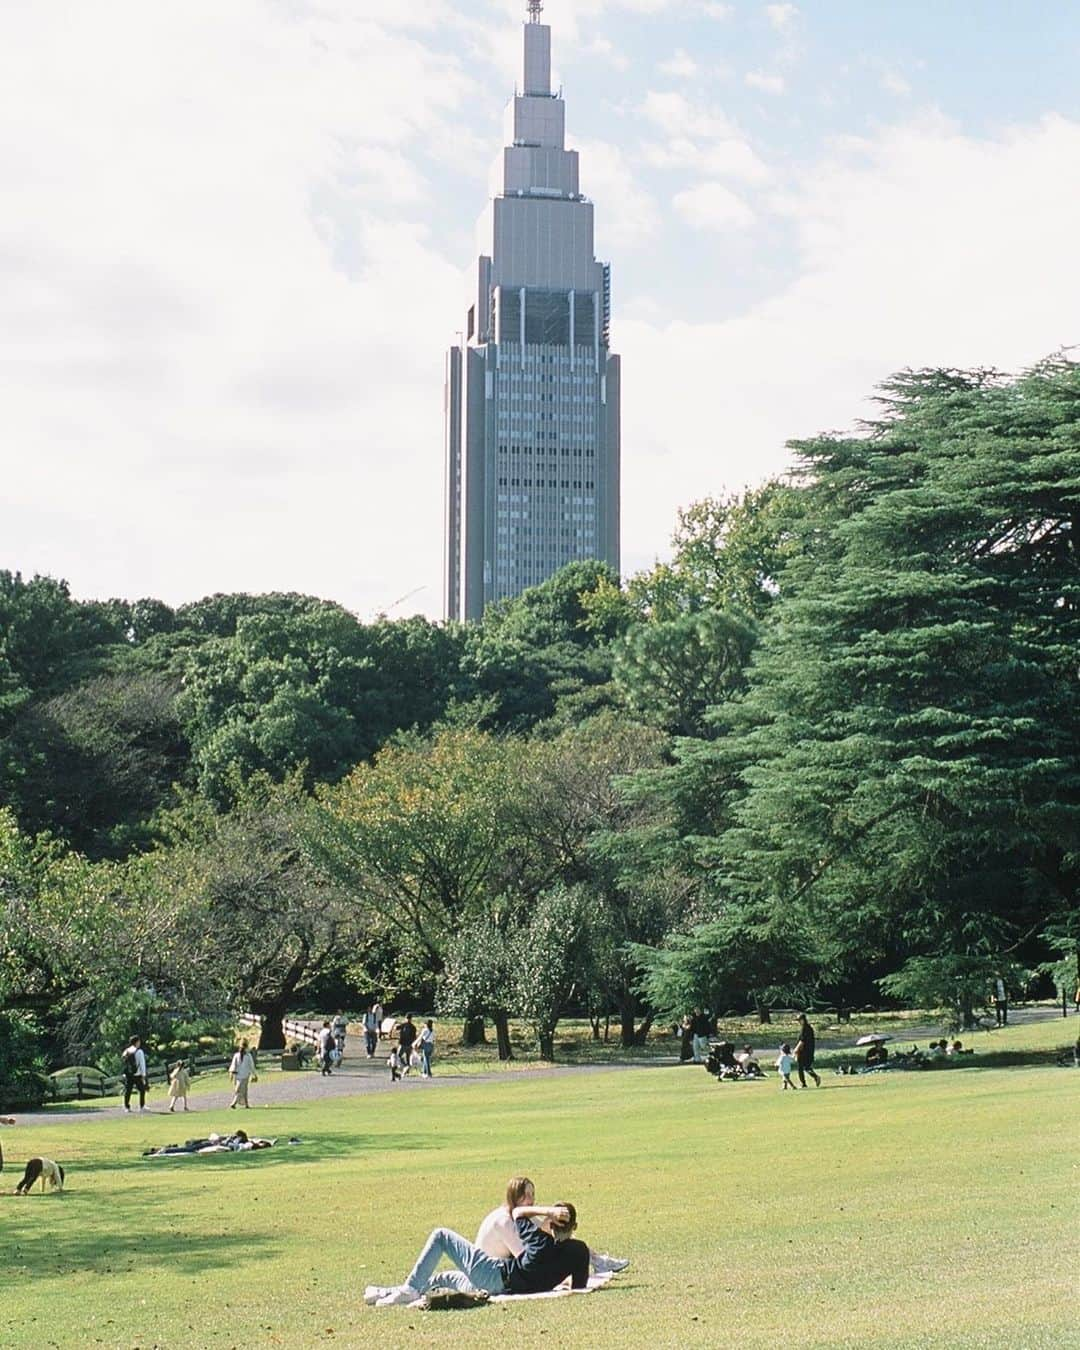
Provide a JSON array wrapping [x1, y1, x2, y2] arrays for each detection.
[[11, 1003, 1073, 1129]]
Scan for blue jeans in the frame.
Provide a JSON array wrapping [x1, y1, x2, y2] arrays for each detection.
[[404, 1228, 508, 1295], [421, 1044, 433, 1076]]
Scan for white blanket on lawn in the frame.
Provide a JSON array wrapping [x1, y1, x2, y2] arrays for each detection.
[[490, 1271, 613, 1301]]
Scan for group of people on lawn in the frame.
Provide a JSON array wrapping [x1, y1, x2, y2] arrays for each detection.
[[366, 1175, 628, 1308]]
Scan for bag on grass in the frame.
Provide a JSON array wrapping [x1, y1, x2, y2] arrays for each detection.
[[422, 1289, 491, 1311]]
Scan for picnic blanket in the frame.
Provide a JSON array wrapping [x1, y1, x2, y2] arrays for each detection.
[[490, 1271, 613, 1301]]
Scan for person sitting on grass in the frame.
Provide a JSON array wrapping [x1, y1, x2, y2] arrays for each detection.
[[864, 1042, 888, 1068], [368, 1201, 589, 1307], [476, 1176, 629, 1275]]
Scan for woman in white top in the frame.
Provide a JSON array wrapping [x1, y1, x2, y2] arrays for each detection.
[[475, 1176, 629, 1275]]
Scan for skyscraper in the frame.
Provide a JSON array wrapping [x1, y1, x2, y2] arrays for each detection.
[[444, 1, 621, 621]]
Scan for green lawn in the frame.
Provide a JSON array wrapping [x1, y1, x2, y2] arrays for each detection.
[[3, 1022, 1078, 1348]]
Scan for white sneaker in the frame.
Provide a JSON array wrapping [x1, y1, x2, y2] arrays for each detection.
[[592, 1254, 630, 1274], [364, 1285, 395, 1305], [375, 1286, 420, 1307]]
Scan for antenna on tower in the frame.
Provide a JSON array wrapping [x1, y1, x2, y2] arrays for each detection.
[[527, 0, 543, 22]]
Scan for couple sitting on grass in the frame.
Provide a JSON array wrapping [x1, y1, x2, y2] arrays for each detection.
[[367, 1175, 629, 1308]]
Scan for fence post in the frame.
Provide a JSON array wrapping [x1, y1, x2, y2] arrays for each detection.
[[76, 1073, 83, 1101]]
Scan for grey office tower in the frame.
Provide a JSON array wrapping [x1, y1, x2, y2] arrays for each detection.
[[444, 2, 621, 621]]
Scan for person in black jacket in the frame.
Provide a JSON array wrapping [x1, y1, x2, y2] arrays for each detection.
[[794, 1013, 821, 1088], [371, 1203, 588, 1306]]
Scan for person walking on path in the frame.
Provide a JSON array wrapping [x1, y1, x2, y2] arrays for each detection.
[[417, 1019, 435, 1077], [332, 1012, 348, 1058], [397, 1014, 418, 1065], [794, 1013, 821, 1087], [317, 1021, 335, 1076], [229, 1042, 256, 1108], [167, 1060, 192, 1112], [363, 1004, 379, 1058], [994, 977, 1008, 1027], [122, 1036, 148, 1113], [691, 1009, 712, 1063], [373, 1000, 385, 1041]]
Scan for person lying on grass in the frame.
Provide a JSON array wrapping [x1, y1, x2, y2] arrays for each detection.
[[368, 1201, 589, 1307], [476, 1175, 629, 1275]]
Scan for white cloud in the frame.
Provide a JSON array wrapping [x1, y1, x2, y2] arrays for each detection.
[[641, 91, 771, 183], [672, 181, 756, 230], [745, 70, 786, 95], [571, 137, 661, 250], [642, 90, 738, 141], [0, 0, 472, 615], [701, 3, 735, 18], [659, 49, 699, 79], [618, 114, 1080, 579], [588, 36, 630, 71], [882, 71, 912, 97], [765, 3, 800, 33], [644, 135, 771, 183]]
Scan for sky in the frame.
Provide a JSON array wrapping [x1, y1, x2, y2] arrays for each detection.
[[3, 0, 1079, 620]]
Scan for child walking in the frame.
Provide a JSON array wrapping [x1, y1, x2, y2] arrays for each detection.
[[775, 1043, 799, 1090], [167, 1059, 192, 1112]]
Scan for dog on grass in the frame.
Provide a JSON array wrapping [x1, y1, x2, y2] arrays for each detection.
[[15, 1157, 65, 1194]]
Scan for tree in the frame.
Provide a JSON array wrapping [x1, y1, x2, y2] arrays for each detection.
[[311, 728, 524, 1000], [151, 779, 362, 1049], [179, 608, 465, 804], [710, 360, 1079, 1000]]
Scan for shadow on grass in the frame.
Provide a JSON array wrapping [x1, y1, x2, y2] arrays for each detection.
[[1, 1191, 281, 1279]]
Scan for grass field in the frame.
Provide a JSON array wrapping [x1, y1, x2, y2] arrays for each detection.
[[2, 1020, 1077, 1349]]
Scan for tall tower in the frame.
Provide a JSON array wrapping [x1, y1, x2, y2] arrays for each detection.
[[444, 2, 621, 621]]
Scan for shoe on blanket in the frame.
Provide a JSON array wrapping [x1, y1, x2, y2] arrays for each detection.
[[592, 1253, 630, 1274], [364, 1286, 395, 1305], [376, 1286, 421, 1307]]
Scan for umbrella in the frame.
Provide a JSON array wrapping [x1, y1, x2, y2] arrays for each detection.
[[855, 1034, 893, 1046]]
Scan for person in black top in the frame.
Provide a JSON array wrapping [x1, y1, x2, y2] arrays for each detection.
[[794, 1013, 821, 1087], [397, 1014, 417, 1062], [373, 1203, 588, 1306]]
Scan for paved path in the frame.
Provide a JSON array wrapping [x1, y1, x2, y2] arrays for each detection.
[[10, 1003, 1074, 1129]]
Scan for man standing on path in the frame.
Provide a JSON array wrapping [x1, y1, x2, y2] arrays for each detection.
[[994, 977, 1008, 1027], [317, 1021, 335, 1076], [363, 1003, 379, 1058], [794, 1013, 821, 1088], [229, 1041, 256, 1108], [122, 1036, 148, 1113], [398, 1014, 418, 1067]]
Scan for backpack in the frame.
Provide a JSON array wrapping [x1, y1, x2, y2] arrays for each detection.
[[423, 1289, 491, 1312]]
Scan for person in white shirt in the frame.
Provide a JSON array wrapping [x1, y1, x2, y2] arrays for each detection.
[[122, 1036, 149, 1113], [363, 1005, 379, 1058], [475, 1176, 630, 1276], [417, 1020, 435, 1077], [317, 1021, 335, 1076], [775, 1044, 798, 1090], [229, 1042, 256, 1108]]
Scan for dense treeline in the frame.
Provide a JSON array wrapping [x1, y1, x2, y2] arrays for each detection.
[[2, 359, 1078, 1096]]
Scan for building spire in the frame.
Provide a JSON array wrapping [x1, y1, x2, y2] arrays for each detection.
[[528, 1, 543, 22]]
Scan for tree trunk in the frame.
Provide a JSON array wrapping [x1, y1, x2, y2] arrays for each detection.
[[462, 1017, 487, 1047], [538, 1026, 555, 1061], [619, 1008, 654, 1047], [589, 1014, 602, 1041], [755, 997, 772, 1025], [959, 996, 977, 1032], [493, 1011, 513, 1061], [250, 1002, 288, 1050]]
